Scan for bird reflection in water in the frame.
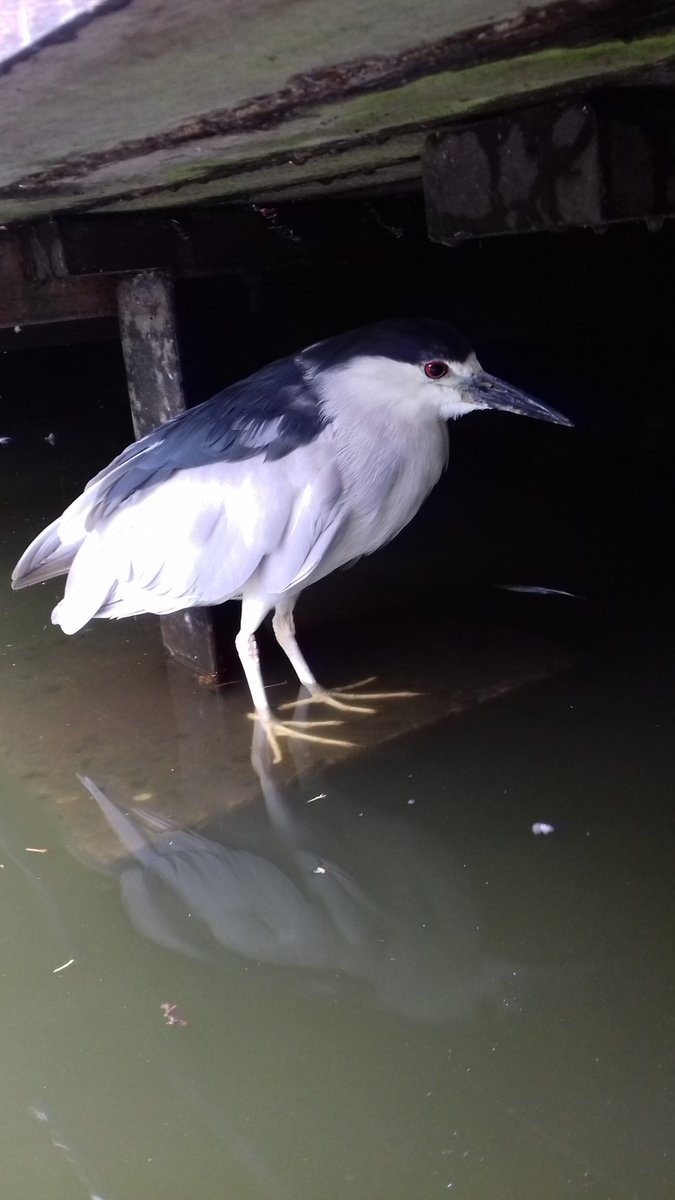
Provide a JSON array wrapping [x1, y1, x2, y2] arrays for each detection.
[[78, 721, 526, 1023]]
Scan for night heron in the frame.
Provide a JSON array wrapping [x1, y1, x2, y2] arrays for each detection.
[[12, 319, 570, 757]]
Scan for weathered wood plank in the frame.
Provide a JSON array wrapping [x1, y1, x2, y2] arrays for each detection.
[[21, 199, 426, 280], [116, 271, 185, 432], [0, 228, 116, 328], [117, 270, 229, 683], [424, 91, 675, 244], [1, 0, 674, 221]]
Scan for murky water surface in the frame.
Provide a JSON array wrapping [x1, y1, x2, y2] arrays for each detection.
[[1, 452, 673, 1200]]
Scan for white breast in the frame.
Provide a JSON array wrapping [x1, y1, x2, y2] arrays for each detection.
[[309, 359, 450, 580]]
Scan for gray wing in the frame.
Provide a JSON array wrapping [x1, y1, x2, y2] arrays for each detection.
[[52, 434, 347, 632], [12, 352, 327, 590]]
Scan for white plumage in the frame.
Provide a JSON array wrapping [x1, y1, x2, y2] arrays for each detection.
[[12, 319, 570, 757]]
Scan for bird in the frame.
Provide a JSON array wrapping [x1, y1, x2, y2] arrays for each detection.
[[12, 318, 571, 758]]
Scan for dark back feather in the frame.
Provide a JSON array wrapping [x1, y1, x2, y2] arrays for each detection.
[[91, 354, 327, 518]]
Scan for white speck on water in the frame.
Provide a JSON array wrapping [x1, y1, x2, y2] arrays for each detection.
[[532, 822, 555, 835], [53, 958, 75, 974]]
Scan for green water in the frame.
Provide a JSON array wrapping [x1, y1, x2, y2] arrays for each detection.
[[0, 449, 673, 1200], [1, 618, 674, 1198]]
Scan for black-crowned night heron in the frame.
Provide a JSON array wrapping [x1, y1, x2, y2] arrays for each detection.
[[12, 319, 570, 758]]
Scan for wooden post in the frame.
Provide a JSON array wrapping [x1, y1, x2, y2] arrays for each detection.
[[116, 270, 229, 684]]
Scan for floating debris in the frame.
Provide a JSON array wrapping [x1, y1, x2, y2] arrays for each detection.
[[161, 1001, 188, 1027], [25, 846, 48, 853], [53, 958, 75, 973], [306, 792, 327, 804], [531, 822, 555, 836]]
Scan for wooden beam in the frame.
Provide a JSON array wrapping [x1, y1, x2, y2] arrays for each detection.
[[21, 198, 427, 280], [116, 270, 229, 684], [423, 91, 675, 244], [0, 227, 115, 329]]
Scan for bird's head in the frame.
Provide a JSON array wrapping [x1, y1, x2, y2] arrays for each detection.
[[302, 319, 571, 427]]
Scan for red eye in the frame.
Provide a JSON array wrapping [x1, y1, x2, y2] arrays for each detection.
[[424, 360, 449, 379]]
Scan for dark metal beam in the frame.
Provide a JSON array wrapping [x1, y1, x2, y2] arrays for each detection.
[[423, 90, 675, 244], [117, 270, 229, 685]]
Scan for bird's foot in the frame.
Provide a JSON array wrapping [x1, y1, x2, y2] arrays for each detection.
[[248, 712, 354, 764], [278, 676, 420, 716]]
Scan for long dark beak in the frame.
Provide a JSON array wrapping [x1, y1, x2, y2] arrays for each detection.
[[462, 372, 572, 427]]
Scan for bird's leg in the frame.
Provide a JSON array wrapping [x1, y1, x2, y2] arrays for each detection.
[[271, 605, 332, 697], [236, 599, 352, 763], [272, 604, 418, 715]]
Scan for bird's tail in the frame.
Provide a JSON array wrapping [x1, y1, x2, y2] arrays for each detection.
[[11, 517, 80, 589], [11, 468, 120, 592], [12, 527, 115, 633], [12, 481, 122, 633]]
